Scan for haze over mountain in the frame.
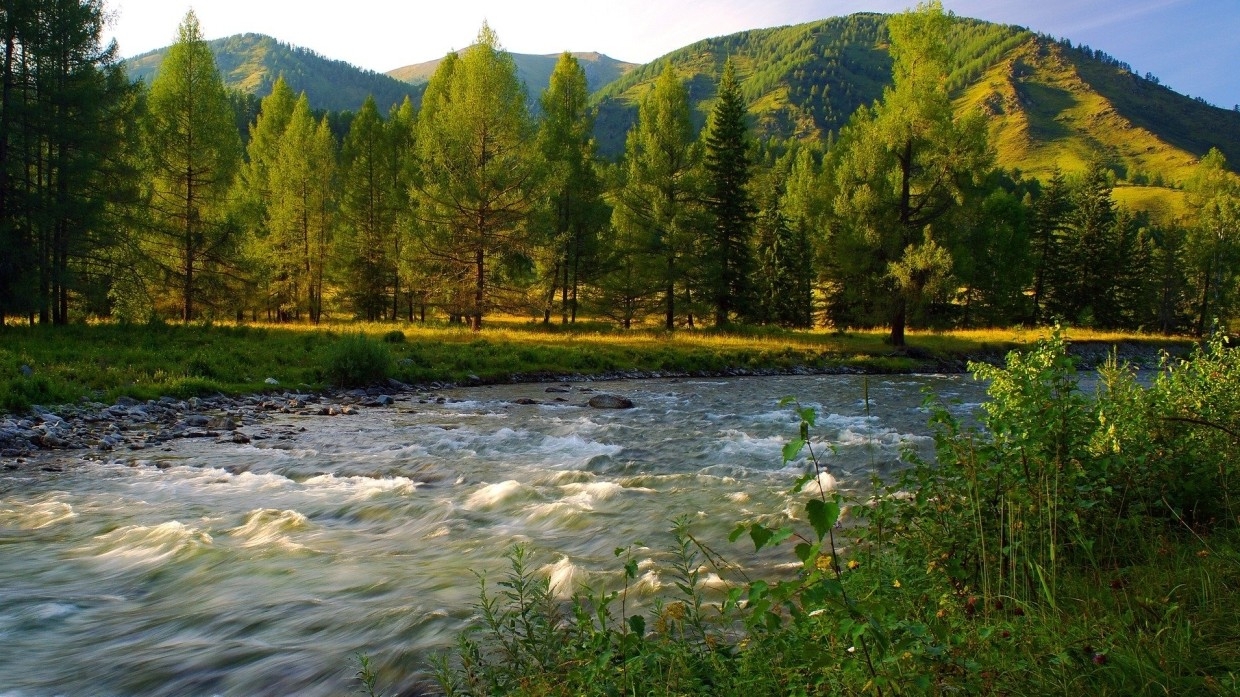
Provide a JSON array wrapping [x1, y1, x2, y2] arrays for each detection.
[[388, 50, 637, 97], [123, 11, 1240, 214], [125, 33, 420, 113]]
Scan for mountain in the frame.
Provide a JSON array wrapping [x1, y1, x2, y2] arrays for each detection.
[[388, 50, 637, 101], [125, 33, 421, 113], [590, 12, 1240, 199]]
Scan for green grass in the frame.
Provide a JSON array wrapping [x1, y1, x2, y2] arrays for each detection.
[[0, 319, 1190, 413]]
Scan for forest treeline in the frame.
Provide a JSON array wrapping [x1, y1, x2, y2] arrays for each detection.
[[1, 2, 1238, 344]]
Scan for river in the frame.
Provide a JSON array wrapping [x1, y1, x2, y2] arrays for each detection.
[[0, 374, 991, 696]]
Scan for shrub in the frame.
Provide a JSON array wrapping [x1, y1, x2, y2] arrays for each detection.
[[323, 334, 391, 388], [382, 330, 406, 344]]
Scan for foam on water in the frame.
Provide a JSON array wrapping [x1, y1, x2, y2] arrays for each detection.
[[230, 509, 311, 549], [0, 500, 76, 530], [543, 556, 587, 599], [301, 474, 418, 500], [464, 480, 541, 510], [80, 521, 212, 566]]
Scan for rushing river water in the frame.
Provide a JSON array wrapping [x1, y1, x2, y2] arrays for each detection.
[[0, 374, 992, 696]]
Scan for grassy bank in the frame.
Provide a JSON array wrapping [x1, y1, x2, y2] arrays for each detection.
[[422, 332, 1240, 696], [0, 319, 1190, 414]]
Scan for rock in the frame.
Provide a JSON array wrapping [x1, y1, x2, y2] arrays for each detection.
[[182, 415, 211, 427], [19, 364, 33, 377], [587, 394, 634, 410], [264, 377, 280, 386], [207, 416, 237, 431], [362, 395, 395, 407], [545, 387, 570, 393], [512, 398, 538, 405], [116, 395, 140, 407]]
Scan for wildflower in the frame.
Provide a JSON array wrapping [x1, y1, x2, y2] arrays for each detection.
[[816, 555, 834, 572], [1092, 653, 1107, 665], [1197, 549, 1210, 558], [847, 559, 861, 570], [892, 579, 901, 588]]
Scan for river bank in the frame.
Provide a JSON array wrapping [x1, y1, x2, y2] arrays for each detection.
[[0, 330, 1192, 462]]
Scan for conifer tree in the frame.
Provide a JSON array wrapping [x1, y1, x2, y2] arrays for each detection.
[[339, 96, 396, 321], [414, 25, 539, 330], [702, 59, 756, 326], [143, 10, 242, 321], [611, 63, 701, 330], [537, 52, 606, 324], [1186, 148, 1240, 335], [830, 1, 989, 344]]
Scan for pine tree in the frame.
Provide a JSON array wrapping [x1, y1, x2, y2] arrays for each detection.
[[143, 10, 242, 321], [1029, 168, 1071, 324], [702, 59, 756, 326]]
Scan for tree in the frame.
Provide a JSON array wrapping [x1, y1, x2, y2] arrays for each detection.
[[414, 24, 539, 330], [702, 59, 756, 326], [1028, 168, 1071, 324], [235, 76, 295, 317], [143, 10, 242, 321], [0, 0, 138, 325], [339, 96, 397, 321], [267, 94, 337, 323], [611, 63, 701, 330], [1185, 147, 1240, 335], [830, 1, 990, 345], [537, 52, 606, 324]]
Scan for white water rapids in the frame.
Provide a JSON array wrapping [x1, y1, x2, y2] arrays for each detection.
[[0, 374, 989, 696]]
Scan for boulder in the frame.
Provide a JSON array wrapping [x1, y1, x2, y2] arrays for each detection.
[[587, 394, 634, 410], [512, 398, 538, 405]]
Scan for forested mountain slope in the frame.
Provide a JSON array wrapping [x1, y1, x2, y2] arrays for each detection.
[[591, 12, 1240, 189], [126, 33, 420, 112]]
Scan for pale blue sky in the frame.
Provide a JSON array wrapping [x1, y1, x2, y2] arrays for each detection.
[[102, 0, 1237, 108]]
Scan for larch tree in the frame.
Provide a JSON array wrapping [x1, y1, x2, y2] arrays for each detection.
[[1186, 148, 1240, 335], [830, 1, 990, 345], [611, 63, 701, 330], [235, 76, 296, 317], [414, 24, 539, 331], [339, 96, 397, 321], [537, 51, 606, 324], [267, 93, 337, 323], [143, 10, 242, 322], [702, 59, 756, 326]]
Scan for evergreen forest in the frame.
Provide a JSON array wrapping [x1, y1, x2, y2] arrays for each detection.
[[2, 1, 1239, 347]]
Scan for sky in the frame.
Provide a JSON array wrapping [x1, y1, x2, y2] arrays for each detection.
[[101, 0, 1237, 109]]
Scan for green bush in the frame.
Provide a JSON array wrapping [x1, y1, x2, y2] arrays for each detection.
[[382, 330, 406, 344], [323, 334, 391, 388]]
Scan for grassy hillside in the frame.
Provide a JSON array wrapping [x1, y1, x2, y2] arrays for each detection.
[[590, 12, 1240, 210], [126, 34, 421, 113]]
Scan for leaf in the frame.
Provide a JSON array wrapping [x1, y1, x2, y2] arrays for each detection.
[[794, 542, 816, 563], [624, 558, 639, 580], [628, 614, 645, 636], [797, 406, 817, 428], [769, 526, 795, 547], [728, 523, 747, 543], [807, 498, 840, 541], [782, 438, 806, 464], [749, 523, 774, 550]]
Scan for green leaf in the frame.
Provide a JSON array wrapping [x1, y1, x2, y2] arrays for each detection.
[[807, 498, 840, 541], [782, 438, 806, 463], [728, 523, 747, 543], [749, 523, 774, 550], [628, 614, 645, 636], [794, 542, 816, 563], [769, 526, 795, 547]]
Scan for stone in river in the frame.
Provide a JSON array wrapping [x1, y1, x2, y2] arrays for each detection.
[[587, 394, 634, 409]]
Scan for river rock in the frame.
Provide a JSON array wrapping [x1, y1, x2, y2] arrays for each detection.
[[19, 364, 33, 377], [545, 387, 570, 393], [587, 394, 634, 409], [512, 398, 538, 405]]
